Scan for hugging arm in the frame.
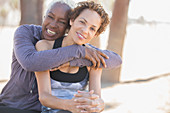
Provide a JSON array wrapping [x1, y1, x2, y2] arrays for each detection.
[[70, 43, 122, 70], [14, 25, 87, 72], [14, 25, 121, 72]]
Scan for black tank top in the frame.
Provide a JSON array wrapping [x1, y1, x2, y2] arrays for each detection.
[[50, 36, 88, 83]]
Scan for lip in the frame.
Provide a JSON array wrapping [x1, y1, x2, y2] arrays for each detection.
[[43, 29, 58, 40], [45, 28, 57, 37], [76, 32, 86, 40]]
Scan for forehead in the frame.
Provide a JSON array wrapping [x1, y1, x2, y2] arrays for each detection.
[[47, 3, 70, 15], [77, 9, 101, 28]]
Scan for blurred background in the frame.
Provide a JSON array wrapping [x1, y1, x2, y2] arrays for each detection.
[[0, 0, 170, 113]]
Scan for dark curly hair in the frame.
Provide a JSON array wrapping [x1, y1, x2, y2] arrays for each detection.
[[69, 1, 110, 36]]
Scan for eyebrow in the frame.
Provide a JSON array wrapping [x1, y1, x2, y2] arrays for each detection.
[[48, 11, 67, 21], [80, 17, 97, 28], [48, 11, 54, 16]]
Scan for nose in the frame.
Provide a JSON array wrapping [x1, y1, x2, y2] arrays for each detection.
[[50, 21, 59, 28], [82, 26, 88, 34]]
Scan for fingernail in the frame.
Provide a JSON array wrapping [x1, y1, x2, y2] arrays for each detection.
[[90, 90, 94, 94]]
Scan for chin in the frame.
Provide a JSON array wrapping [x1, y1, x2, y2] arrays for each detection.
[[78, 43, 84, 45]]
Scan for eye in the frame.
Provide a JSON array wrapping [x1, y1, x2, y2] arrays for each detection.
[[59, 21, 66, 25], [90, 27, 96, 32], [80, 20, 85, 24], [47, 15, 53, 19]]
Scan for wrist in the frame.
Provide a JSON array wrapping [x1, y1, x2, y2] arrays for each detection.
[[77, 44, 86, 58], [62, 99, 71, 111]]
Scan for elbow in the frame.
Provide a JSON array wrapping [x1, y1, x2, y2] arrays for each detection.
[[39, 94, 49, 107], [22, 64, 33, 71], [21, 60, 43, 72], [21, 62, 37, 71], [18, 53, 45, 71], [113, 54, 122, 68], [116, 54, 122, 67], [106, 54, 122, 69]]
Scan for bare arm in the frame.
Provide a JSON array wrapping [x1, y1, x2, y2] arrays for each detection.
[[35, 41, 83, 112], [35, 71, 69, 110], [74, 68, 104, 113], [89, 68, 102, 97], [89, 68, 104, 112]]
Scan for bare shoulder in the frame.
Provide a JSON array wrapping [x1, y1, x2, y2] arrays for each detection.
[[36, 40, 54, 51]]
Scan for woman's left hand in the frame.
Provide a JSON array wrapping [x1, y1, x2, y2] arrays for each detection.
[[73, 90, 104, 113]]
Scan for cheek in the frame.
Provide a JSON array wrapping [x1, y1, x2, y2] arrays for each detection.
[[88, 33, 95, 40], [86, 38, 93, 43], [60, 27, 67, 33], [42, 20, 49, 29]]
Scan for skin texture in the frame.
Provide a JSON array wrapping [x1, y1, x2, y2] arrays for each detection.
[[41, 2, 109, 68], [41, 3, 70, 41], [35, 8, 105, 113], [65, 9, 101, 46]]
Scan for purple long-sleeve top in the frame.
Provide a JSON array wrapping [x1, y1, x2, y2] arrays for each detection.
[[0, 24, 122, 111]]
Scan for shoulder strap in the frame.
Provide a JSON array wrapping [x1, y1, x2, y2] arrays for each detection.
[[53, 36, 64, 49]]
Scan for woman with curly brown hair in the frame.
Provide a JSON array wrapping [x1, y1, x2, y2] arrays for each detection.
[[35, 1, 111, 113]]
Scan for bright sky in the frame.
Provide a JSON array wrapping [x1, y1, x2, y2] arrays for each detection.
[[128, 0, 170, 22], [45, 0, 170, 22]]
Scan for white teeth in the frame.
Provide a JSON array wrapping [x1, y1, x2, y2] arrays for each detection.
[[47, 29, 56, 35], [78, 33, 85, 39]]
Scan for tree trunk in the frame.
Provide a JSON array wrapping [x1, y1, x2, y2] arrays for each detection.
[[102, 0, 130, 83], [20, 0, 43, 25]]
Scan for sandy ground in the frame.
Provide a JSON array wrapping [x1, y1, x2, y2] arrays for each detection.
[[0, 73, 169, 113], [102, 73, 170, 113], [0, 25, 170, 113]]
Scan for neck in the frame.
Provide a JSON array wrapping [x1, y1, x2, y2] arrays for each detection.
[[62, 35, 76, 47]]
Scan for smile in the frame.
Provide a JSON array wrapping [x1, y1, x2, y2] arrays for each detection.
[[77, 32, 86, 39], [47, 29, 56, 35]]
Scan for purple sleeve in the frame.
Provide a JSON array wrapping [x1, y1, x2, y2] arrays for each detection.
[[70, 43, 122, 70], [14, 25, 86, 71]]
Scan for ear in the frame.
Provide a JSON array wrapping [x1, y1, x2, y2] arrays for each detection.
[[70, 19, 73, 26], [42, 16, 45, 24]]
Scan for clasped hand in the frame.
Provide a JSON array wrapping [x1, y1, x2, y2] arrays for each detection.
[[71, 90, 104, 113]]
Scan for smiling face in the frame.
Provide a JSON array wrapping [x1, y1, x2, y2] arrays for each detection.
[[68, 9, 101, 45], [41, 3, 70, 40]]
